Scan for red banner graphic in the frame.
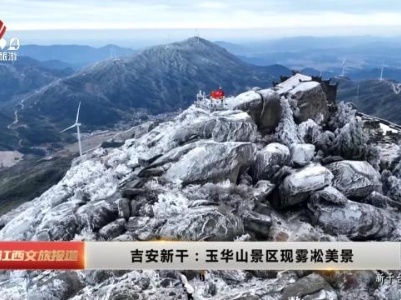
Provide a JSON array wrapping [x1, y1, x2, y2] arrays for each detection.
[[0, 242, 85, 270]]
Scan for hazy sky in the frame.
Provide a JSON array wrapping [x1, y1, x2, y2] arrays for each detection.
[[3, 0, 401, 46]]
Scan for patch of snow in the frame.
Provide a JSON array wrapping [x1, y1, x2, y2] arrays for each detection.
[[225, 91, 261, 109], [274, 73, 313, 94], [288, 81, 320, 94], [380, 123, 398, 135], [0, 151, 23, 168]]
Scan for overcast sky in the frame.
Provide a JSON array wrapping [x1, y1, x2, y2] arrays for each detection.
[[3, 0, 401, 45]]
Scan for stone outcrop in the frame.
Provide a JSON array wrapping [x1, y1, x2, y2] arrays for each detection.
[[227, 90, 282, 134], [275, 164, 334, 209], [327, 160, 382, 198], [251, 143, 290, 182]]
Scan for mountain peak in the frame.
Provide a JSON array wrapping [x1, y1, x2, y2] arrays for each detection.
[[137, 36, 243, 65]]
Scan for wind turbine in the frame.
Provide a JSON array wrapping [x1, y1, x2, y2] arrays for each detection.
[[380, 65, 384, 81], [341, 58, 347, 77], [61, 102, 83, 157]]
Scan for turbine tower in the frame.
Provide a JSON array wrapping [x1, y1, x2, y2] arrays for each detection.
[[380, 65, 384, 81], [341, 58, 347, 77], [61, 102, 83, 157]]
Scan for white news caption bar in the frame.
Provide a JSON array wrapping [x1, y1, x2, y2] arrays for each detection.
[[85, 242, 401, 270]]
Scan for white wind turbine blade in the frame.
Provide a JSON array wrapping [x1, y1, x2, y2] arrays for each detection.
[[76, 102, 81, 123], [61, 124, 76, 133]]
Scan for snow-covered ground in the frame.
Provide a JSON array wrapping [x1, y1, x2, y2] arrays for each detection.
[[380, 123, 398, 135], [0, 75, 400, 299], [0, 151, 23, 168]]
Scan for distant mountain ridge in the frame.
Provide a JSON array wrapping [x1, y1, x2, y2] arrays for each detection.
[[337, 78, 401, 124], [1, 37, 281, 150], [19, 44, 137, 67]]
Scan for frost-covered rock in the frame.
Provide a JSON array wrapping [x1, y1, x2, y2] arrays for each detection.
[[327, 160, 382, 198], [287, 82, 329, 123], [290, 143, 316, 166], [242, 211, 272, 238], [332, 117, 368, 160], [116, 198, 131, 220], [75, 200, 118, 231], [379, 143, 400, 170], [274, 97, 302, 146], [208, 110, 260, 142], [28, 272, 85, 300], [310, 186, 348, 205], [308, 197, 396, 240], [98, 219, 126, 240], [126, 217, 165, 241], [164, 141, 256, 184], [250, 143, 290, 181], [281, 273, 336, 300], [275, 164, 334, 209], [32, 200, 81, 241], [1, 81, 401, 299], [226, 89, 282, 134], [170, 109, 259, 144], [158, 206, 244, 241]]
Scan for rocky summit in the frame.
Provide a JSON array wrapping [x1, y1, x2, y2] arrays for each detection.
[[2, 73, 401, 299]]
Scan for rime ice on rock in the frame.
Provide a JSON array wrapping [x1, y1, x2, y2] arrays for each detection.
[[276, 164, 334, 209], [290, 143, 316, 167], [0, 72, 400, 299], [327, 160, 382, 198]]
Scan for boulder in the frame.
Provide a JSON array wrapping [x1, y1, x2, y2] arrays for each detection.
[[253, 180, 275, 201], [126, 217, 166, 241], [32, 200, 80, 241], [275, 164, 334, 209], [281, 273, 336, 300], [287, 82, 329, 123], [137, 154, 163, 167], [116, 198, 131, 220], [242, 211, 272, 238], [251, 143, 290, 181], [290, 143, 315, 167], [208, 111, 259, 142], [164, 141, 256, 185], [121, 189, 145, 199], [75, 200, 118, 231], [158, 206, 244, 241], [310, 186, 348, 205], [98, 219, 126, 240], [227, 90, 282, 134], [308, 197, 396, 240], [30, 272, 85, 300], [365, 191, 401, 210], [327, 160, 382, 198], [149, 142, 200, 169], [138, 167, 165, 178], [379, 143, 400, 170]]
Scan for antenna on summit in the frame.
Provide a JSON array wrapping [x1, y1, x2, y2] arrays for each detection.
[[109, 47, 116, 59], [195, 29, 200, 42]]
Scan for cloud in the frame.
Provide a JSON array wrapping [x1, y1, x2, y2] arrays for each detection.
[[2, 0, 401, 31]]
